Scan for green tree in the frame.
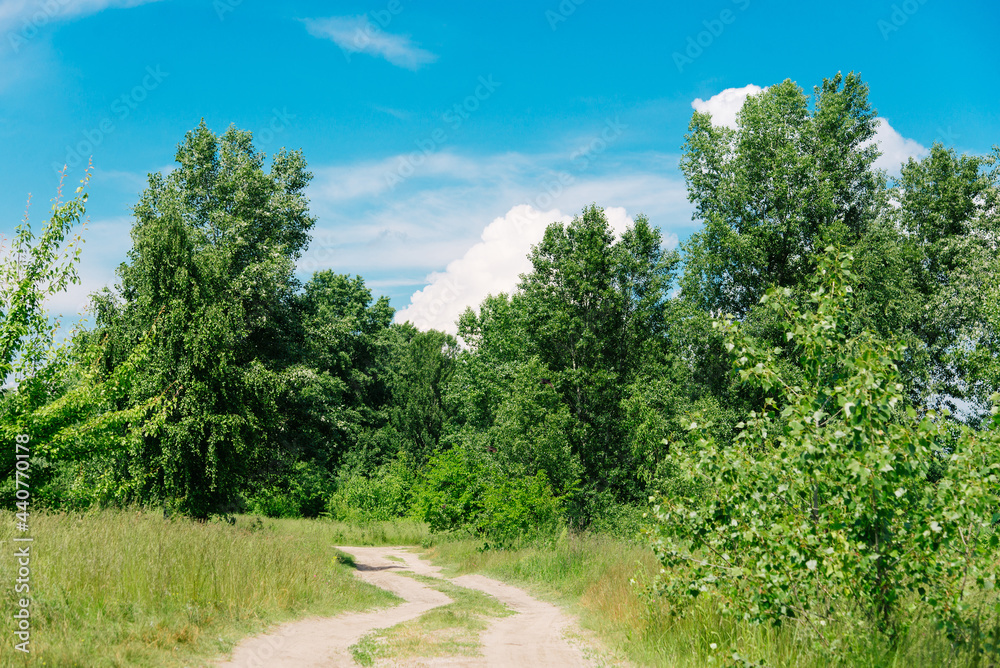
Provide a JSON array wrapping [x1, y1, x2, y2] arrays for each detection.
[[650, 249, 1000, 653], [1, 172, 89, 384], [378, 324, 458, 465], [680, 73, 888, 317], [288, 271, 394, 472], [93, 121, 315, 517], [447, 206, 680, 521], [895, 144, 1000, 414]]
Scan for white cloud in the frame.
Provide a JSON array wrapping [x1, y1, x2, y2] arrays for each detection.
[[692, 86, 928, 175], [311, 152, 488, 202], [393, 205, 569, 332], [868, 117, 928, 174], [0, 0, 162, 39], [303, 16, 437, 70], [691, 84, 765, 129], [393, 205, 641, 334], [302, 149, 691, 307]]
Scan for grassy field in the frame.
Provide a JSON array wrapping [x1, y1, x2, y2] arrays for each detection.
[[0, 510, 426, 667], [0, 510, 987, 667], [424, 532, 983, 668]]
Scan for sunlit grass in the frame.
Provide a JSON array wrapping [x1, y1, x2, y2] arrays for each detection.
[[425, 532, 990, 667], [0, 510, 416, 667], [350, 572, 512, 665]]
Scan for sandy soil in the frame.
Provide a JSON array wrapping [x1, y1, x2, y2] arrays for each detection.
[[215, 545, 601, 667]]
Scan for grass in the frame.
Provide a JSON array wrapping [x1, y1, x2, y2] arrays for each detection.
[[423, 531, 990, 668], [1, 509, 988, 667], [349, 572, 512, 665], [0, 510, 425, 667]]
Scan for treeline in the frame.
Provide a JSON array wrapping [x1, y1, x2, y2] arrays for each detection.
[[2, 71, 999, 547]]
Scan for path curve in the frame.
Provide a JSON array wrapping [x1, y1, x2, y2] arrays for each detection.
[[217, 546, 598, 667]]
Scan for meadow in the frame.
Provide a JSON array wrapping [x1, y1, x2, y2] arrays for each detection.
[[0, 510, 988, 667]]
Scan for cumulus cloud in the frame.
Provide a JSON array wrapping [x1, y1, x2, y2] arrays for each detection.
[[393, 205, 639, 334], [867, 117, 929, 174], [302, 149, 691, 312], [691, 84, 765, 129], [303, 16, 437, 70], [692, 85, 928, 174]]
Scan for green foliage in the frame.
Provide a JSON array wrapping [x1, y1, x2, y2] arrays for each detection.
[[245, 460, 334, 518], [326, 457, 416, 522], [649, 249, 1000, 655], [414, 445, 564, 546], [449, 205, 681, 522], [89, 121, 316, 517], [0, 170, 89, 383], [680, 73, 885, 318], [896, 144, 1000, 414], [413, 445, 486, 533]]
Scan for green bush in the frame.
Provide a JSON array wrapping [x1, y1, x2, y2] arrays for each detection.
[[245, 486, 300, 518], [326, 457, 416, 522], [649, 249, 1000, 656], [244, 460, 334, 518], [414, 445, 565, 545]]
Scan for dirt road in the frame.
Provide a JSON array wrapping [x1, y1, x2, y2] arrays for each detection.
[[216, 546, 601, 667]]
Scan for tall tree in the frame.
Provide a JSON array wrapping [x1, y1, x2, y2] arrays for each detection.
[[93, 121, 315, 516], [450, 206, 680, 517], [895, 144, 1000, 414], [679, 72, 892, 321]]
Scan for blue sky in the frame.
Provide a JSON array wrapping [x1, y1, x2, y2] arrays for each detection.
[[1, 0, 997, 332]]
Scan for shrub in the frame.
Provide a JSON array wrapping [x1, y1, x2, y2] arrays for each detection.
[[244, 460, 334, 518], [648, 249, 1000, 655], [326, 457, 416, 522], [414, 445, 565, 545]]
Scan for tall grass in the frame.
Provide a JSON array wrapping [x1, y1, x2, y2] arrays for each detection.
[[0, 511, 422, 667], [426, 532, 986, 667]]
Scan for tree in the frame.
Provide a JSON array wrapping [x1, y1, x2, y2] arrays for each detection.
[[447, 206, 680, 521], [287, 271, 395, 472], [93, 121, 316, 517], [895, 145, 1000, 414], [650, 249, 1000, 654], [1, 171, 89, 385], [379, 324, 458, 465], [680, 73, 887, 317]]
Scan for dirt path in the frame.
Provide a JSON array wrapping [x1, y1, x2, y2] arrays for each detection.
[[216, 546, 600, 667]]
